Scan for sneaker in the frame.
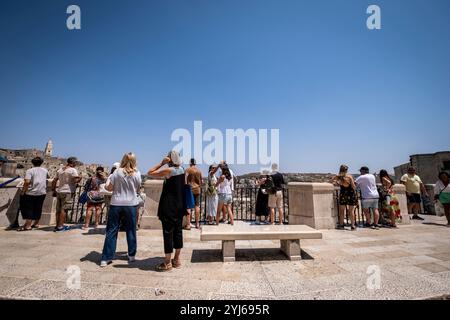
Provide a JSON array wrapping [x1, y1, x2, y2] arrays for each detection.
[[255, 221, 261, 225], [364, 223, 372, 228], [100, 260, 112, 267], [412, 215, 424, 220], [336, 224, 345, 230], [351, 226, 356, 231], [54, 226, 71, 232], [128, 256, 136, 263]]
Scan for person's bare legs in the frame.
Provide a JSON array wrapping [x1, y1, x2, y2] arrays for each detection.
[[278, 207, 284, 224], [186, 210, 192, 229], [227, 205, 234, 225], [444, 205, 450, 225], [94, 205, 102, 228], [363, 208, 371, 225], [173, 248, 181, 265], [338, 205, 346, 226], [195, 205, 200, 228], [57, 209, 66, 228], [84, 206, 93, 229], [222, 205, 228, 222], [270, 207, 275, 224], [216, 203, 224, 225], [413, 203, 421, 218], [22, 219, 32, 230], [407, 202, 414, 215], [373, 208, 380, 225], [349, 206, 356, 228]]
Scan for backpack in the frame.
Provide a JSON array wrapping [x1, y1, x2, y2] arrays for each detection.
[[263, 176, 277, 195], [86, 177, 105, 204]]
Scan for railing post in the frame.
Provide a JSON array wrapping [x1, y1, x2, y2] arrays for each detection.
[[139, 179, 164, 229], [288, 182, 337, 229]]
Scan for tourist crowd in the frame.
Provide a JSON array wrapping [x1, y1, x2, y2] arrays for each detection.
[[2, 152, 450, 271]]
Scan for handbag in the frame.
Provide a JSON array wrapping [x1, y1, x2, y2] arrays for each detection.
[[78, 191, 89, 204]]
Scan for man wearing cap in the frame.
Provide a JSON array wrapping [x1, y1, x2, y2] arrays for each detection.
[[355, 166, 381, 229]]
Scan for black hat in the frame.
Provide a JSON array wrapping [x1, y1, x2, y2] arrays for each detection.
[[360, 166, 369, 173]]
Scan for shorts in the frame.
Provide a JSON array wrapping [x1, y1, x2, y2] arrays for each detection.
[[268, 191, 283, 208], [20, 194, 46, 220], [218, 193, 233, 205], [193, 194, 200, 207], [56, 193, 74, 213], [361, 199, 379, 210], [407, 193, 422, 204]]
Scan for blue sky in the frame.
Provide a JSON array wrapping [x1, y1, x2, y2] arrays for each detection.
[[1, 0, 449, 175]]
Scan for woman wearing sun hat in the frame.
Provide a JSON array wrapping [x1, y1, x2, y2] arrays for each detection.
[[147, 150, 187, 271]]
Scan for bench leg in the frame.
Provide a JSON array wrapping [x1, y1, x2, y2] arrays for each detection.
[[222, 240, 235, 262], [280, 239, 301, 261]]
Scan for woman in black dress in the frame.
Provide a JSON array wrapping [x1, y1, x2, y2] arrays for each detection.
[[255, 173, 270, 224], [147, 151, 186, 272]]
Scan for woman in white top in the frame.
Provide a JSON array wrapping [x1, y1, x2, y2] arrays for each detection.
[[215, 165, 234, 225], [205, 165, 219, 225], [434, 172, 450, 226], [100, 153, 142, 267]]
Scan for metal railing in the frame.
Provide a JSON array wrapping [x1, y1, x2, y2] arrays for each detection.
[[65, 184, 290, 225], [334, 189, 398, 227], [65, 185, 108, 225], [190, 186, 289, 224]]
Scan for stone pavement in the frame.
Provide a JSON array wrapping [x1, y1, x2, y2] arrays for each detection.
[[1, 215, 450, 300]]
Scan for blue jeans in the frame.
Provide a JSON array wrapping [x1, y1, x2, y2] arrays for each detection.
[[101, 205, 137, 261]]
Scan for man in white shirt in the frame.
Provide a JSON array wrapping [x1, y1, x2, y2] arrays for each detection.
[[355, 166, 380, 229], [19, 157, 49, 230], [51, 157, 82, 232]]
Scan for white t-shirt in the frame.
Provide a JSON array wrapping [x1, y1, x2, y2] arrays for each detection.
[[56, 167, 79, 194], [25, 167, 48, 196], [218, 177, 233, 195], [355, 174, 379, 199], [108, 168, 142, 206], [434, 180, 450, 195], [217, 168, 235, 191]]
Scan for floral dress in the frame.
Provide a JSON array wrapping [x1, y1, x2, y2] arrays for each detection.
[[380, 180, 402, 223]]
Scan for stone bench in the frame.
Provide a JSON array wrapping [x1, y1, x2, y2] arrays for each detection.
[[200, 222, 322, 262]]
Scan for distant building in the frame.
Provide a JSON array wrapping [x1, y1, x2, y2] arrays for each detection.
[[394, 151, 450, 185], [44, 139, 53, 157], [0, 140, 108, 179]]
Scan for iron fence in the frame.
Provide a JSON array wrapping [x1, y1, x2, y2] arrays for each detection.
[[65, 185, 108, 225], [65, 184, 290, 225], [190, 186, 289, 224]]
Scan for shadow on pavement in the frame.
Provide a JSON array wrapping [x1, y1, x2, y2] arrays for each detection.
[[190, 248, 314, 263]]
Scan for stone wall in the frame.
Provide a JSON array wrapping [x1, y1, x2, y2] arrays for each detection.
[[395, 152, 450, 185], [0, 179, 413, 230], [0, 178, 56, 227]]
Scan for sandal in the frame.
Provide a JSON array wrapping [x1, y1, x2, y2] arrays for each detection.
[[156, 262, 173, 272], [17, 226, 32, 232], [171, 259, 182, 269]]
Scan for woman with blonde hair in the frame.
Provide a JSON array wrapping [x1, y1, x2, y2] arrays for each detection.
[[100, 153, 142, 267], [331, 165, 357, 230]]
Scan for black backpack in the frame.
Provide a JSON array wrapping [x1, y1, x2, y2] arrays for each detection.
[[264, 176, 277, 195]]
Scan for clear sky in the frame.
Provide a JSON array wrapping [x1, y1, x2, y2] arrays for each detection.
[[1, 0, 449, 175]]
